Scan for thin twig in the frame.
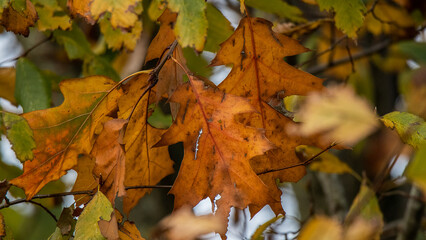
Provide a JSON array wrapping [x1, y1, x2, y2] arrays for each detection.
[[297, 35, 348, 68], [257, 143, 337, 176], [28, 200, 58, 222], [0, 185, 172, 210], [126, 40, 178, 121], [307, 39, 392, 74], [0, 34, 53, 66]]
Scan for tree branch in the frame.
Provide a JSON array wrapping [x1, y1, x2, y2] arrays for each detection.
[[0, 185, 172, 210], [256, 143, 337, 175], [306, 39, 392, 75]]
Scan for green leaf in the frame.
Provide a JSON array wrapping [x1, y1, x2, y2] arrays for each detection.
[[15, 58, 51, 112], [166, 0, 207, 51], [245, 0, 306, 23], [53, 24, 92, 60], [83, 56, 120, 82], [316, 0, 366, 38], [204, 3, 233, 52], [0, 111, 35, 162], [48, 227, 68, 240], [405, 148, 426, 193], [54, 24, 120, 81], [397, 41, 426, 64], [381, 111, 426, 149], [182, 47, 212, 78], [251, 215, 283, 240], [74, 192, 113, 240]]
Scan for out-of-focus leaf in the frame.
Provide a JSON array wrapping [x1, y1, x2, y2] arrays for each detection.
[[49, 227, 68, 240], [204, 3, 233, 53], [15, 58, 51, 112], [57, 206, 75, 236], [381, 111, 426, 149], [245, 0, 305, 23], [0, 0, 37, 36], [152, 206, 226, 240], [295, 145, 354, 175], [90, 0, 141, 28], [0, 67, 16, 104], [298, 216, 342, 240], [364, 1, 415, 36], [294, 86, 378, 146], [166, 0, 207, 51], [0, 111, 35, 161], [118, 221, 145, 240], [0, 213, 13, 240], [53, 24, 91, 60], [397, 41, 426, 64], [251, 215, 283, 240], [53, 24, 120, 80], [99, 17, 143, 50], [147, 0, 165, 21], [405, 148, 426, 193], [317, 0, 366, 38], [147, 105, 172, 129], [74, 192, 113, 240], [32, 0, 71, 31], [346, 183, 383, 240]]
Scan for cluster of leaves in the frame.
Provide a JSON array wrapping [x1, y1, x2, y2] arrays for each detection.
[[0, 0, 426, 239]]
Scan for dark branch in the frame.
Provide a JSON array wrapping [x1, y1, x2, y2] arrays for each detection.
[[256, 143, 337, 175], [306, 39, 392, 75], [0, 185, 173, 210]]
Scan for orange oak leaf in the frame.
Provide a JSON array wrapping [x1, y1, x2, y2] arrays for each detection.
[[211, 17, 324, 215], [119, 221, 145, 240], [117, 73, 174, 214], [155, 76, 276, 224], [92, 118, 128, 204], [0, 0, 38, 36], [10, 76, 122, 199], [145, 10, 187, 117]]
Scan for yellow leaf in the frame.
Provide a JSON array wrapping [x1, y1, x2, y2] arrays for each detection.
[[294, 86, 378, 146], [298, 216, 342, 240], [295, 145, 353, 175], [90, 0, 141, 28], [99, 17, 142, 50]]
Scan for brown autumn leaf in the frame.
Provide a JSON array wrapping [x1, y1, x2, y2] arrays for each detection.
[[0, 180, 11, 204], [152, 206, 226, 240], [0, 67, 16, 104], [155, 76, 275, 225], [119, 221, 145, 240], [10, 76, 122, 199], [0, 0, 38, 36], [92, 118, 127, 204], [211, 16, 324, 215], [99, 211, 120, 240], [117, 73, 174, 214], [145, 10, 187, 117]]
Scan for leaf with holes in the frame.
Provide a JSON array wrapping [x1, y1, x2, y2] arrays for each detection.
[[211, 16, 325, 215], [155, 76, 275, 228]]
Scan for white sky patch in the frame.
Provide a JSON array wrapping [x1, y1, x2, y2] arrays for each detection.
[[195, 128, 203, 160]]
